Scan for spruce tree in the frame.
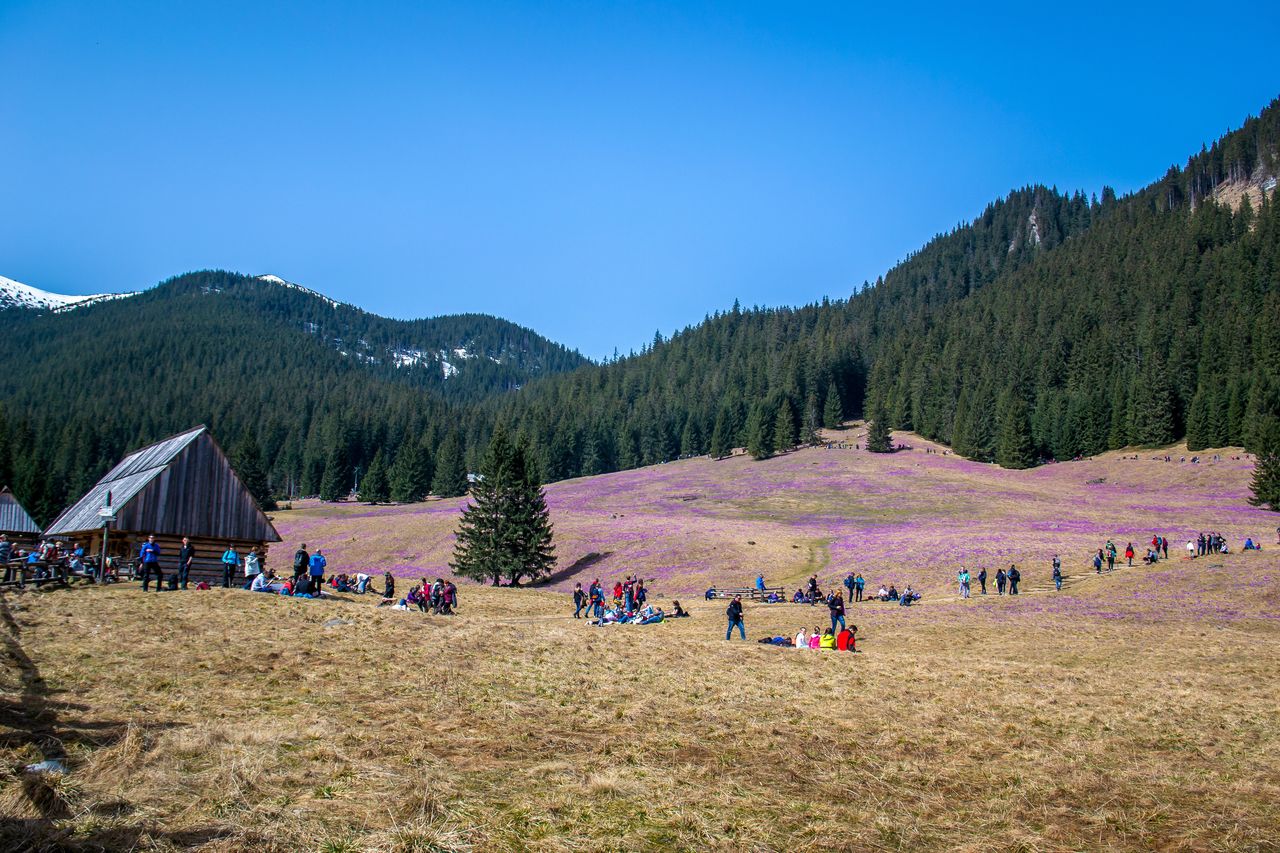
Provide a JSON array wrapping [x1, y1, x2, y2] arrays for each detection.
[[359, 448, 390, 503], [773, 398, 797, 451], [995, 397, 1037, 469], [823, 381, 843, 429], [431, 431, 470, 498], [746, 402, 774, 460], [389, 440, 432, 502], [451, 426, 556, 586], [1248, 416, 1280, 511], [232, 433, 276, 511], [318, 440, 348, 502], [709, 407, 732, 459], [867, 404, 893, 453]]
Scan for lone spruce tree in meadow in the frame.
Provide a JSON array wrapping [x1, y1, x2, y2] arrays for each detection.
[[1249, 416, 1280, 512], [866, 404, 894, 453], [358, 448, 389, 503], [451, 426, 556, 586]]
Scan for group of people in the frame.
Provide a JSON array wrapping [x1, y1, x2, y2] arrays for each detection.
[[403, 577, 460, 614], [757, 625, 858, 650], [574, 576, 689, 625], [0, 535, 106, 587]]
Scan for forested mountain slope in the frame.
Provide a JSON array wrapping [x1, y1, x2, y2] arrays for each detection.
[[0, 270, 585, 522]]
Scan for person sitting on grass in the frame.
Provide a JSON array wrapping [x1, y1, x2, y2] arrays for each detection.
[[899, 585, 920, 606], [795, 627, 808, 648], [836, 625, 857, 652], [1244, 537, 1259, 551], [382, 572, 395, 601], [705, 586, 717, 601], [670, 600, 689, 618], [887, 585, 900, 602], [819, 628, 836, 649], [251, 569, 275, 592], [877, 585, 889, 601], [808, 627, 821, 649], [792, 588, 805, 603], [637, 607, 665, 625]]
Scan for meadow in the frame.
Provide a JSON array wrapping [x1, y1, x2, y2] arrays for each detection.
[[2, 431, 1278, 851]]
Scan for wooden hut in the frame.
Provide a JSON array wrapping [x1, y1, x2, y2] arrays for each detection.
[[44, 426, 280, 585], [0, 486, 41, 552]]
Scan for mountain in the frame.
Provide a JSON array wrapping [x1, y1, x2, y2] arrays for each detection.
[[0, 269, 587, 523], [477, 97, 1279, 478], [0, 274, 137, 312], [2, 97, 1278, 525]]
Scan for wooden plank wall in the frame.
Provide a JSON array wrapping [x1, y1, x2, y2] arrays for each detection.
[[112, 534, 274, 587]]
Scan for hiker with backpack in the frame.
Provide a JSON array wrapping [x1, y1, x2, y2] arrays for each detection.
[[293, 544, 310, 581], [1007, 565, 1021, 595]]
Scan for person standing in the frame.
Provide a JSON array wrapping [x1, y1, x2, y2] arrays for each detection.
[[1105, 541, 1116, 572], [243, 547, 262, 589], [309, 549, 327, 589], [1093, 550, 1104, 574], [0, 534, 13, 586], [725, 594, 745, 640], [1161, 537, 1169, 560], [843, 572, 855, 601], [1053, 560, 1063, 591], [995, 566, 1006, 595], [756, 573, 766, 597], [293, 543, 310, 581], [220, 544, 239, 588], [977, 566, 987, 595], [572, 582, 586, 618], [177, 537, 195, 590], [139, 535, 162, 592], [829, 592, 846, 633], [1125, 542, 1135, 567], [1008, 565, 1021, 595], [853, 573, 865, 603]]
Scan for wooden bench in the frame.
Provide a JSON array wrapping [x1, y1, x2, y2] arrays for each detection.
[[708, 586, 786, 601]]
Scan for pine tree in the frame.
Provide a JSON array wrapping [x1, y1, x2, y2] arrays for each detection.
[[1248, 416, 1280, 511], [746, 402, 774, 460], [318, 439, 348, 502], [866, 404, 893, 453], [823, 381, 843, 429], [995, 396, 1037, 469], [431, 431, 470, 498], [359, 448, 390, 503], [773, 398, 797, 451], [679, 418, 701, 457], [709, 406, 732, 459], [232, 433, 276, 511], [389, 440, 432, 502], [451, 426, 556, 586]]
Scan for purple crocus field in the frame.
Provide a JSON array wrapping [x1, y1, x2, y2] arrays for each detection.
[[272, 429, 1277, 613]]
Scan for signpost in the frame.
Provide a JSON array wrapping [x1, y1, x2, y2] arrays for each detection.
[[98, 491, 116, 583]]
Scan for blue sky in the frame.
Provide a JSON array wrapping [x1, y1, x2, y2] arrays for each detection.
[[3, 1, 1278, 359]]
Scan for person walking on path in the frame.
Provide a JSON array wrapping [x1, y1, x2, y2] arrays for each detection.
[[220, 544, 239, 588], [139, 535, 162, 592], [977, 567, 987, 595], [308, 550, 327, 589], [1093, 550, 1104, 574], [725, 595, 746, 640], [958, 568, 971, 599], [572, 582, 587, 618], [177, 537, 195, 590], [1053, 559, 1063, 591], [293, 544, 310, 581], [1125, 543, 1135, 567], [829, 592, 846, 633], [995, 567, 1007, 595], [1106, 541, 1116, 572], [1007, 565, 1021, 595]]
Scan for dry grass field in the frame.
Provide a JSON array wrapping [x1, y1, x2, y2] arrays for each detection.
[[2, 434, 1279, 852]]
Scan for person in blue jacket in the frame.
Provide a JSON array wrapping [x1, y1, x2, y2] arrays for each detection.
[[221, 544, 239, 588], [309, 549, 327, 588], [139, 535, 162, 592]]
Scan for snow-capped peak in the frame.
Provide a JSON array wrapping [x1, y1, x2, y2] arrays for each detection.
[[255, 273, 341, 309], [0, 274, 136, 312]]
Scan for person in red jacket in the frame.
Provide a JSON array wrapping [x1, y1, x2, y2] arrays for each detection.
[[836, 625, 857, 652]]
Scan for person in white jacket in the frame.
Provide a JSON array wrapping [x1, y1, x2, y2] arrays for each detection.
[[795, 628, 808, 649]]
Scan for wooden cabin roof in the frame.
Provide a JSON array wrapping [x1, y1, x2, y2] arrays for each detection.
[[0, 486, 41, 535], [45, 426, 281, 542]]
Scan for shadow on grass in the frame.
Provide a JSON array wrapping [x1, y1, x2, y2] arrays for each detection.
[[543, 551, 613, 586], [0, 818, 257, 852]]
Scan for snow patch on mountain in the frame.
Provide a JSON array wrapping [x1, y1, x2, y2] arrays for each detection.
[[0, 275, 137, 312], [255, 274, 341, 309]]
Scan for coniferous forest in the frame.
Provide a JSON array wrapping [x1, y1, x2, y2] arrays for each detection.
[[2, 98, 1279, 523]]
